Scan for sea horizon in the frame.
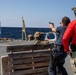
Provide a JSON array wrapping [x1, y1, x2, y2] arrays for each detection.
[[0, 27, 51, 39]]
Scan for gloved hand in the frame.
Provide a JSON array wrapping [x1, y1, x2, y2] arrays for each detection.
[[66, 50, 73, 57]]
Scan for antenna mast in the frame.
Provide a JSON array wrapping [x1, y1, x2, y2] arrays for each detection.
[[22, 16, 26, 40]]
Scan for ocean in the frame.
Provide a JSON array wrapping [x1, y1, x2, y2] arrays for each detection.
[[0, 27, 51, 39]]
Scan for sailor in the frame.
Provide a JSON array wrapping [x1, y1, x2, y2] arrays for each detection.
[[27, 34, 33, 41], [63, 7, 76, 54], [34, 31, 41, 40], [48, 16, 70, 75]]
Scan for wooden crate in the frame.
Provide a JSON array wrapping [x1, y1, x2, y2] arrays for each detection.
[[5, 44, 60, 75]]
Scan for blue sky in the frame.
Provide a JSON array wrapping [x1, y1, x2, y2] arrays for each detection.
[[0, 0, 76, 28]]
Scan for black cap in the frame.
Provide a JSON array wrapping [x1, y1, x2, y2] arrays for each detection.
[[49, 22, 54, 25]]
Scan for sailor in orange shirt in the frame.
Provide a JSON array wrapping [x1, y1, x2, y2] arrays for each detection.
[[62, 7, 76, 53]]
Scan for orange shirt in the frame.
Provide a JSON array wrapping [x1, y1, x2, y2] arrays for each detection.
[[62, 19, 76, 52]]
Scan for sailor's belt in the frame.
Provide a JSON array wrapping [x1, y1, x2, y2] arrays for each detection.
[[54, 45, 62, 50]]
